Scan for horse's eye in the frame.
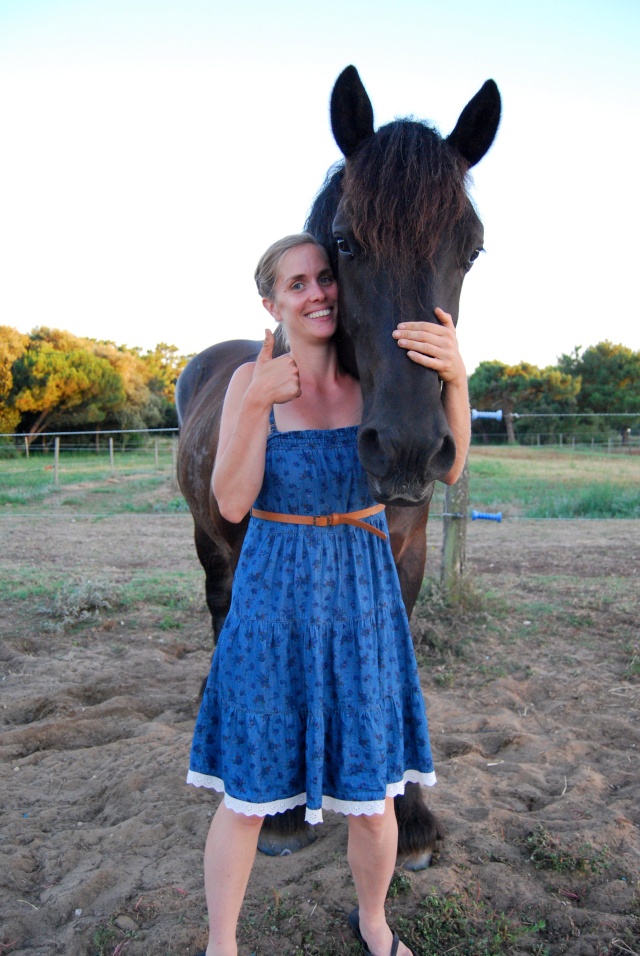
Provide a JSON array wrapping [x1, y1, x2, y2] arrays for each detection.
[[465, 247, 483, 271], [336, 237, 354, 260]]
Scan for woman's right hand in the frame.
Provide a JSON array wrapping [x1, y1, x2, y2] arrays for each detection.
[[251, 329, 301, 405]]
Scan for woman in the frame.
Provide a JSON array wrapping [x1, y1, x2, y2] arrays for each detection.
[[188, 233, 470, 956]]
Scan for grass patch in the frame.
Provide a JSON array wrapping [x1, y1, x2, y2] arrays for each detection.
[[399, 890, 546, 956], [91, 919, 139, 956], [42, 576, 124, 631], [525, 825, 611, 875], [0, 567, 59, 603], [153, 496, 190, 513], [0, 567, 204, 634], [0, 450, 177, 510], [464, 446, 640, 519], [623, 640, 640, 680], [526, 484, 640, 519], [411, 574, 506, 667], [91, 921, 119, 956], [387, 873, 412, 898], [119, 571, 201, 610], [236, 888, 547, 956]]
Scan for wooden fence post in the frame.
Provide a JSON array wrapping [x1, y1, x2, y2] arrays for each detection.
[[154, 437, 159, 469], [24, 436, 29, 459], [54, 436, 60, 486], [441, 459, 469, 598], [109, 437, 115, 474]]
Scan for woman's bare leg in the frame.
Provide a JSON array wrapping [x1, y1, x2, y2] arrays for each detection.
[[347, 798, 413, 956], [203, 801, 264, 956]]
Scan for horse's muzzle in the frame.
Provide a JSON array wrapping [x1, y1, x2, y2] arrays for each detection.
[[358, 425, 455, 504]]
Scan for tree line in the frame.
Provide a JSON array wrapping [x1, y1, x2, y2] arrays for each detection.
[[469, 341, 640, 443], [0, 325, 191, 442], [2, 328, 639, 445]]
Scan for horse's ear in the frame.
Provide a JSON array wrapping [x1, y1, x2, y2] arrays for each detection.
[[330, 65, 375, 158], [447, 79, 501, 168]]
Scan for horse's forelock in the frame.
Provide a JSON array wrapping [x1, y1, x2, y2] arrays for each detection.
[[342, 120, 469, 275], [305, 163, 345, 271]]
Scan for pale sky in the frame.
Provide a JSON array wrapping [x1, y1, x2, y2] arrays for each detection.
[[1, 0, 638, 373]]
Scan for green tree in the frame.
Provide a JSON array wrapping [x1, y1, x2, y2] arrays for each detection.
[[137, 342, 191, 428], [11, 343, 126, 439], [558, 342, 640, 414], [469, 360, 580, 443], [2, 324, 190, 439], [0, 326, 29, 433], [139, 342, 190, 403], [93, 343, 164, 436]]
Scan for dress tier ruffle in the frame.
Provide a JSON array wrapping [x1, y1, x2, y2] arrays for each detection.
[[187, 426, 435, 823]]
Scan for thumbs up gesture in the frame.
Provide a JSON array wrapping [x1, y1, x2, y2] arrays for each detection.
[[252, 329, 301, 404]]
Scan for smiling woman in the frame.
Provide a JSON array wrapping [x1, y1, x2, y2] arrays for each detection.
[[187, 227, 459, 956], [254, 234, 339, 357]]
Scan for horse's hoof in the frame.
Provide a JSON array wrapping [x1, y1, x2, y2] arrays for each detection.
[[257, 824, 317, 857], [398, 848, 434, 871]]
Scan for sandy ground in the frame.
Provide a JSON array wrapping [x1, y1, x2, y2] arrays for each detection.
[[0, 510, 638, 956]]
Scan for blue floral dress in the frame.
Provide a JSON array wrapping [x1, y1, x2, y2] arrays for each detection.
[[187, 422, 435, 823]]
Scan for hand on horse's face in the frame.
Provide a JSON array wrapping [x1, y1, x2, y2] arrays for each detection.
[[251, 328, 301, 405], [392, 308, 466, 385]]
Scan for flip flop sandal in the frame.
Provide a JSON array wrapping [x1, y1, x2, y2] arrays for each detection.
[[348, 907, 401, 956]]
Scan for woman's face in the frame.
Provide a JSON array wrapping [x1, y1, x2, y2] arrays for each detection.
[[265, 244, 338, 344]]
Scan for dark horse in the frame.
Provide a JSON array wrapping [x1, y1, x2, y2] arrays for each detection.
[[176, 66, 500, 868]]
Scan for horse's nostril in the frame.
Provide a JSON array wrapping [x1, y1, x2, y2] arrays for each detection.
[[436, 434, 457, 475], [358, 427, 391, 477]]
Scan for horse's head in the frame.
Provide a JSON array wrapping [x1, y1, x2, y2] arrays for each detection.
[[307, 66, 501, 506]]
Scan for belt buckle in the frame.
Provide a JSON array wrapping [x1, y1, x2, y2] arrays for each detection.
[[312, 514, 332, 527]]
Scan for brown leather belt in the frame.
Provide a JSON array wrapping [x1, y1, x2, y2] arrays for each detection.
[[250, 503, 387, 540]]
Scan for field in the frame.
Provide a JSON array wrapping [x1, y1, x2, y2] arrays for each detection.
[[0, 447, 639, 956]]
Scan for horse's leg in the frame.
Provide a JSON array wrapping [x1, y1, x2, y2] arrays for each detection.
[[258, 806, 317, 856], [388, 504, 429, 620], [193, 521, 233, 642], [395, 783, 443, 870], [388, 503, 443, 869]]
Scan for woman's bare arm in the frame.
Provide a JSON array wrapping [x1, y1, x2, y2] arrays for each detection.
[[212, 331, 300, 522], [392, 308, 470, 484]]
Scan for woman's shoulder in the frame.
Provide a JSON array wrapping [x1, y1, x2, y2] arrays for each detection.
[[231, 361, 257, 383], [225, 361, 257, 398]]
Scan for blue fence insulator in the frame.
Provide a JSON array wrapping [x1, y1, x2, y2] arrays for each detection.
[[471, 510, 502, 522], [471, 409, 503, 422]]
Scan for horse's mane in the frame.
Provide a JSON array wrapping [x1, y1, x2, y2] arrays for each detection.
[[307, 120, 470, 280], [305, 163, 344, 271], [346, 120, 469, 275]]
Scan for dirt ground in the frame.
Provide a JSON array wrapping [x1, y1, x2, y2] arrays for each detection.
[[1, 508, 638, 956]]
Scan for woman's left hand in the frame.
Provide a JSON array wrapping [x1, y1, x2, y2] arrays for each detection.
[[392, 307, 466, 384]]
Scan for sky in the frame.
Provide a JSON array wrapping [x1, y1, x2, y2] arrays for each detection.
[[1, 0, 639, 374]]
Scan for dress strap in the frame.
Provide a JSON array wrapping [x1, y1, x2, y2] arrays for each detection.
[[268, 406, 277, 433], [250, 503, 387, 540]]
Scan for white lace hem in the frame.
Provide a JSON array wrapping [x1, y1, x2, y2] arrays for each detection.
[[186, 768, 436, 824]]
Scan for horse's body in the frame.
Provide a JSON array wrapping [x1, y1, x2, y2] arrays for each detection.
[[177, 67, 500, 867]]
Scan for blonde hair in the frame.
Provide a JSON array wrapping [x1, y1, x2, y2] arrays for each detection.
[[254, 233, 326, 300], [254, 233, 329, 354]]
